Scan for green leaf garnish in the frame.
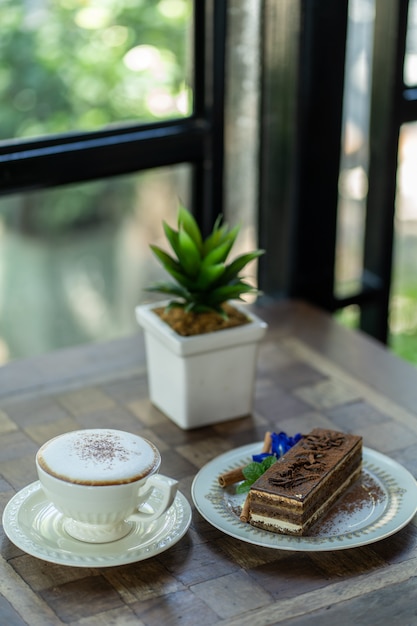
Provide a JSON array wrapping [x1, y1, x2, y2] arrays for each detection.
[[236, 456, 277, 493]]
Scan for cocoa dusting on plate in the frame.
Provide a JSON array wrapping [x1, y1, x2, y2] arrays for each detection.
[[307, 471, 386, 536]]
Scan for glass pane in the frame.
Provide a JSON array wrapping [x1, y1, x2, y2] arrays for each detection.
[[389, 122, 417, 363], [405, 0, 417, 85], [0, 0, 192, 141], [335, 0, 375, 299], [0, 165, 190, 363], [224, 0, 261, 292]]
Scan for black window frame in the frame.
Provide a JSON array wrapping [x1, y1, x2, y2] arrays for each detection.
[[258, 0, 414, 346], [0, 0, 227, 235]]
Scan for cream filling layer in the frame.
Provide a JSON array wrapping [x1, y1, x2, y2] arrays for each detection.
[[250, 514, 301, 532]]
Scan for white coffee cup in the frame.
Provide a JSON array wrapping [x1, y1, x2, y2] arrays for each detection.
[[36, 428, 178, 543]]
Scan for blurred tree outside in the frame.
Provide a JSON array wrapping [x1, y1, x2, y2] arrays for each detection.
[[1, 0, 191, 138], [0, 0, 192, 234]]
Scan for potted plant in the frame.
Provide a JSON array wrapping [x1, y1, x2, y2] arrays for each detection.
[[135, 206, 267, 429]]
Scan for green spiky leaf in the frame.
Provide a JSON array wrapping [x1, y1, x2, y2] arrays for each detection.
[[149, 245, 181, 275], [203, 223, 239, 258], [163, 222, 181, 257], [145, 282, 190, 299], [205, 282, 256, 306], [178, 205, 203, 253], [178, 228, 201, 277], [221, 250, 265, 283], [202, 220, 228, 255], [146, 206, 264, 314], [194, 263, 225, 290]]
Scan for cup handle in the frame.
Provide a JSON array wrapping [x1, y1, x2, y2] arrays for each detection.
[[128, 475, 178, 524]]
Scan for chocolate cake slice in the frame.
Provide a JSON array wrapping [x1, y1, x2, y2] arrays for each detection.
[[248, 428, 362, 535]]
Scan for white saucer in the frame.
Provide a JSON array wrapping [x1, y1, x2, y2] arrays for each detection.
[[3, 478, 192, 567]]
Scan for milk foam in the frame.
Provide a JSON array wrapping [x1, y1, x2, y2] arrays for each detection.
[[37, 429, 160, 485]]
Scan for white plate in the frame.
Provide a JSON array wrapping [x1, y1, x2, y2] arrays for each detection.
[[191, 443, 417, 551], [3, 478, 191, 567]]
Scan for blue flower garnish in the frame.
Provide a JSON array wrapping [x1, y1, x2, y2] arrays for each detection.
[[252, 431, 302, 463], [236, 431, 303, 494]]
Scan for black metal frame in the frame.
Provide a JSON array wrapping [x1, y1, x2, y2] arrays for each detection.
[[259, 0, 349, 308], [0, 0, 227, 236], [259, 0, 413, 345], [361, 0, 409, 342]]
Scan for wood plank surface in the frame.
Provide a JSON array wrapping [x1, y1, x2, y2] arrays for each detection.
[[0, 300, 416, 625]]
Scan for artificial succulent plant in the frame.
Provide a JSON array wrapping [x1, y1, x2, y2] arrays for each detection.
[[147, 205, 264, 316]]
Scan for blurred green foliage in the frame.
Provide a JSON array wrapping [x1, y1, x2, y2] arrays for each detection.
[[336, 282, 417, 368], [0, 0, 192, 235], [0, 0, 191, 139]]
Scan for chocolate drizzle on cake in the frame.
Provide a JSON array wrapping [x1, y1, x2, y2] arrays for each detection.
[[268, 432, 345, 489]]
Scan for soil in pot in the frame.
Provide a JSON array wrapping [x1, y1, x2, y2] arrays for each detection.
[[154, 303, 250, 337]]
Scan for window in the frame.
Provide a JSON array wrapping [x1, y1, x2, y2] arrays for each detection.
[[0, 0, 226, 362], [7, 0, 412, 367], [335, 0, 375, 303], [258, 0, 417, 362], [0, 1, 262, 363], [0, 1, 212, 196], [0, 167, 190, 361]]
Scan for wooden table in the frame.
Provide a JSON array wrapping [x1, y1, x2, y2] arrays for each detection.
[[1, 299, 417, 625]]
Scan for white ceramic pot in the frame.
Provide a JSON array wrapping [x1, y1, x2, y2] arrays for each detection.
[[135, 301, 267, 429]]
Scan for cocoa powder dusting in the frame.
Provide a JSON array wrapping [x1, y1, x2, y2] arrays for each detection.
[[308, 471, 386, 536], [74, 433, 129, 469]]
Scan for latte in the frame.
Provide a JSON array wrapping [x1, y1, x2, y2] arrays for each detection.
[[36, 429, 160, 486]]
